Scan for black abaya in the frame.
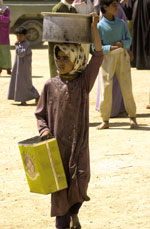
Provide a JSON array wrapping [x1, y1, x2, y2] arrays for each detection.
[[132, 0, 150, 69]]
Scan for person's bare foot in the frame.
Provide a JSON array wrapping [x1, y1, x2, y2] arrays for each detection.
[[70, 214, 81, 229], [96, 121, 109, 130], [130, 117, 138, 129], [20, 101, 27, 106]]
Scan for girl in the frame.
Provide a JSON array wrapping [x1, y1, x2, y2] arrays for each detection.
[[35, 13, 103, 229]]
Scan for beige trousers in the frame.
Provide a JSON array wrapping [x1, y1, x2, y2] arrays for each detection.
[[99, 48, 136, 121]]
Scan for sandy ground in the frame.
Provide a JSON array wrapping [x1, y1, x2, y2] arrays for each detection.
[[1, 35, 150, 229]]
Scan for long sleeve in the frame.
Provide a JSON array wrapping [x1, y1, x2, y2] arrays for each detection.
[[16, 41, 31, 58], [35, 82, 50, 136], [121, 22, 132, 49], [83, 50, 103, 93], [97, 16, 132, 53]]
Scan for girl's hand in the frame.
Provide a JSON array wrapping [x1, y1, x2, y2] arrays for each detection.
[[40, 130, 53, 140], [91, 12, 99, 27]]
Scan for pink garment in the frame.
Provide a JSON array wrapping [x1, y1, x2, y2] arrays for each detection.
[[0, 7, 10, 44]]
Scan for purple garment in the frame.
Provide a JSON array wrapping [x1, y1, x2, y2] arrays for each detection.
[[111, 3, 127, 116], [96, 3, 127, 117], [8, 39, 39, 102], [117, 3, 127, 24], [0, 6, 10, 44], [35, 51, 103, 217], [96, 74, 125, 117]]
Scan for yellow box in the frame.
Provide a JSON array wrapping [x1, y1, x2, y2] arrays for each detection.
[[18, 136, 67, 194]]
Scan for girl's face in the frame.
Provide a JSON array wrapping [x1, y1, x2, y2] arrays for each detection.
[[56, 50, 73, 75], [104, 1, 118, 16], [16, 34, 26, 43]]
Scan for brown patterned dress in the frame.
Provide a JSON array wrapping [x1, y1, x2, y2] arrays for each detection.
[[35, 51, 103, 217]]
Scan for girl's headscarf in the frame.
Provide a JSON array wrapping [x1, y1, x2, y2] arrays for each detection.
[[54, 43, 87, 76]]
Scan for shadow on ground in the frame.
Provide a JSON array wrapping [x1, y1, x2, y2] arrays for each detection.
[[89, 122, 150, 131], [0, 75, 44, 78]]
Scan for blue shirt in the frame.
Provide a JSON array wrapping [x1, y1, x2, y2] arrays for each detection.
[[96, 16, 132, 53]]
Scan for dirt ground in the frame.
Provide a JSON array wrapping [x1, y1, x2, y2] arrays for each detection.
[[1, 35, 150, 229]]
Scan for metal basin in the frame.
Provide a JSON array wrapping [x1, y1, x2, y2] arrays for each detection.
[[42, 12, 92, 44]]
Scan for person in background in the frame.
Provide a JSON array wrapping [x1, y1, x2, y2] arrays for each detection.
[[48, 0, 77, 79], [128, 0, 150, 109], [35, 13, 103, 229], [95, 0, 128, 118], [122, 0, 135, 21], [73, 0, 94, 64], [94, 0, 127, 17], [0, 0, 11, 75], [94, 0, 138, 129], [53, 0, 77, 12], [7, 26, 39, 105], [132, 0, 150, 70], [73, 0, 94, 14]]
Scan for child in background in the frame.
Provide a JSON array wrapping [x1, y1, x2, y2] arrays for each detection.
[[35, 13, 103, 229], [73, 0, 94, 65], [8, 26, 39, 105], [95, 0, 129, 118], [94, 0, 138, 129]]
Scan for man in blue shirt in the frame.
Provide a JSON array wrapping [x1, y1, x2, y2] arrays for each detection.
[[96, 0, 138, 129]]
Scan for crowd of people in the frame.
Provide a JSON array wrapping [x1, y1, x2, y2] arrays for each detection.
[[1, 0, 150, 228]]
